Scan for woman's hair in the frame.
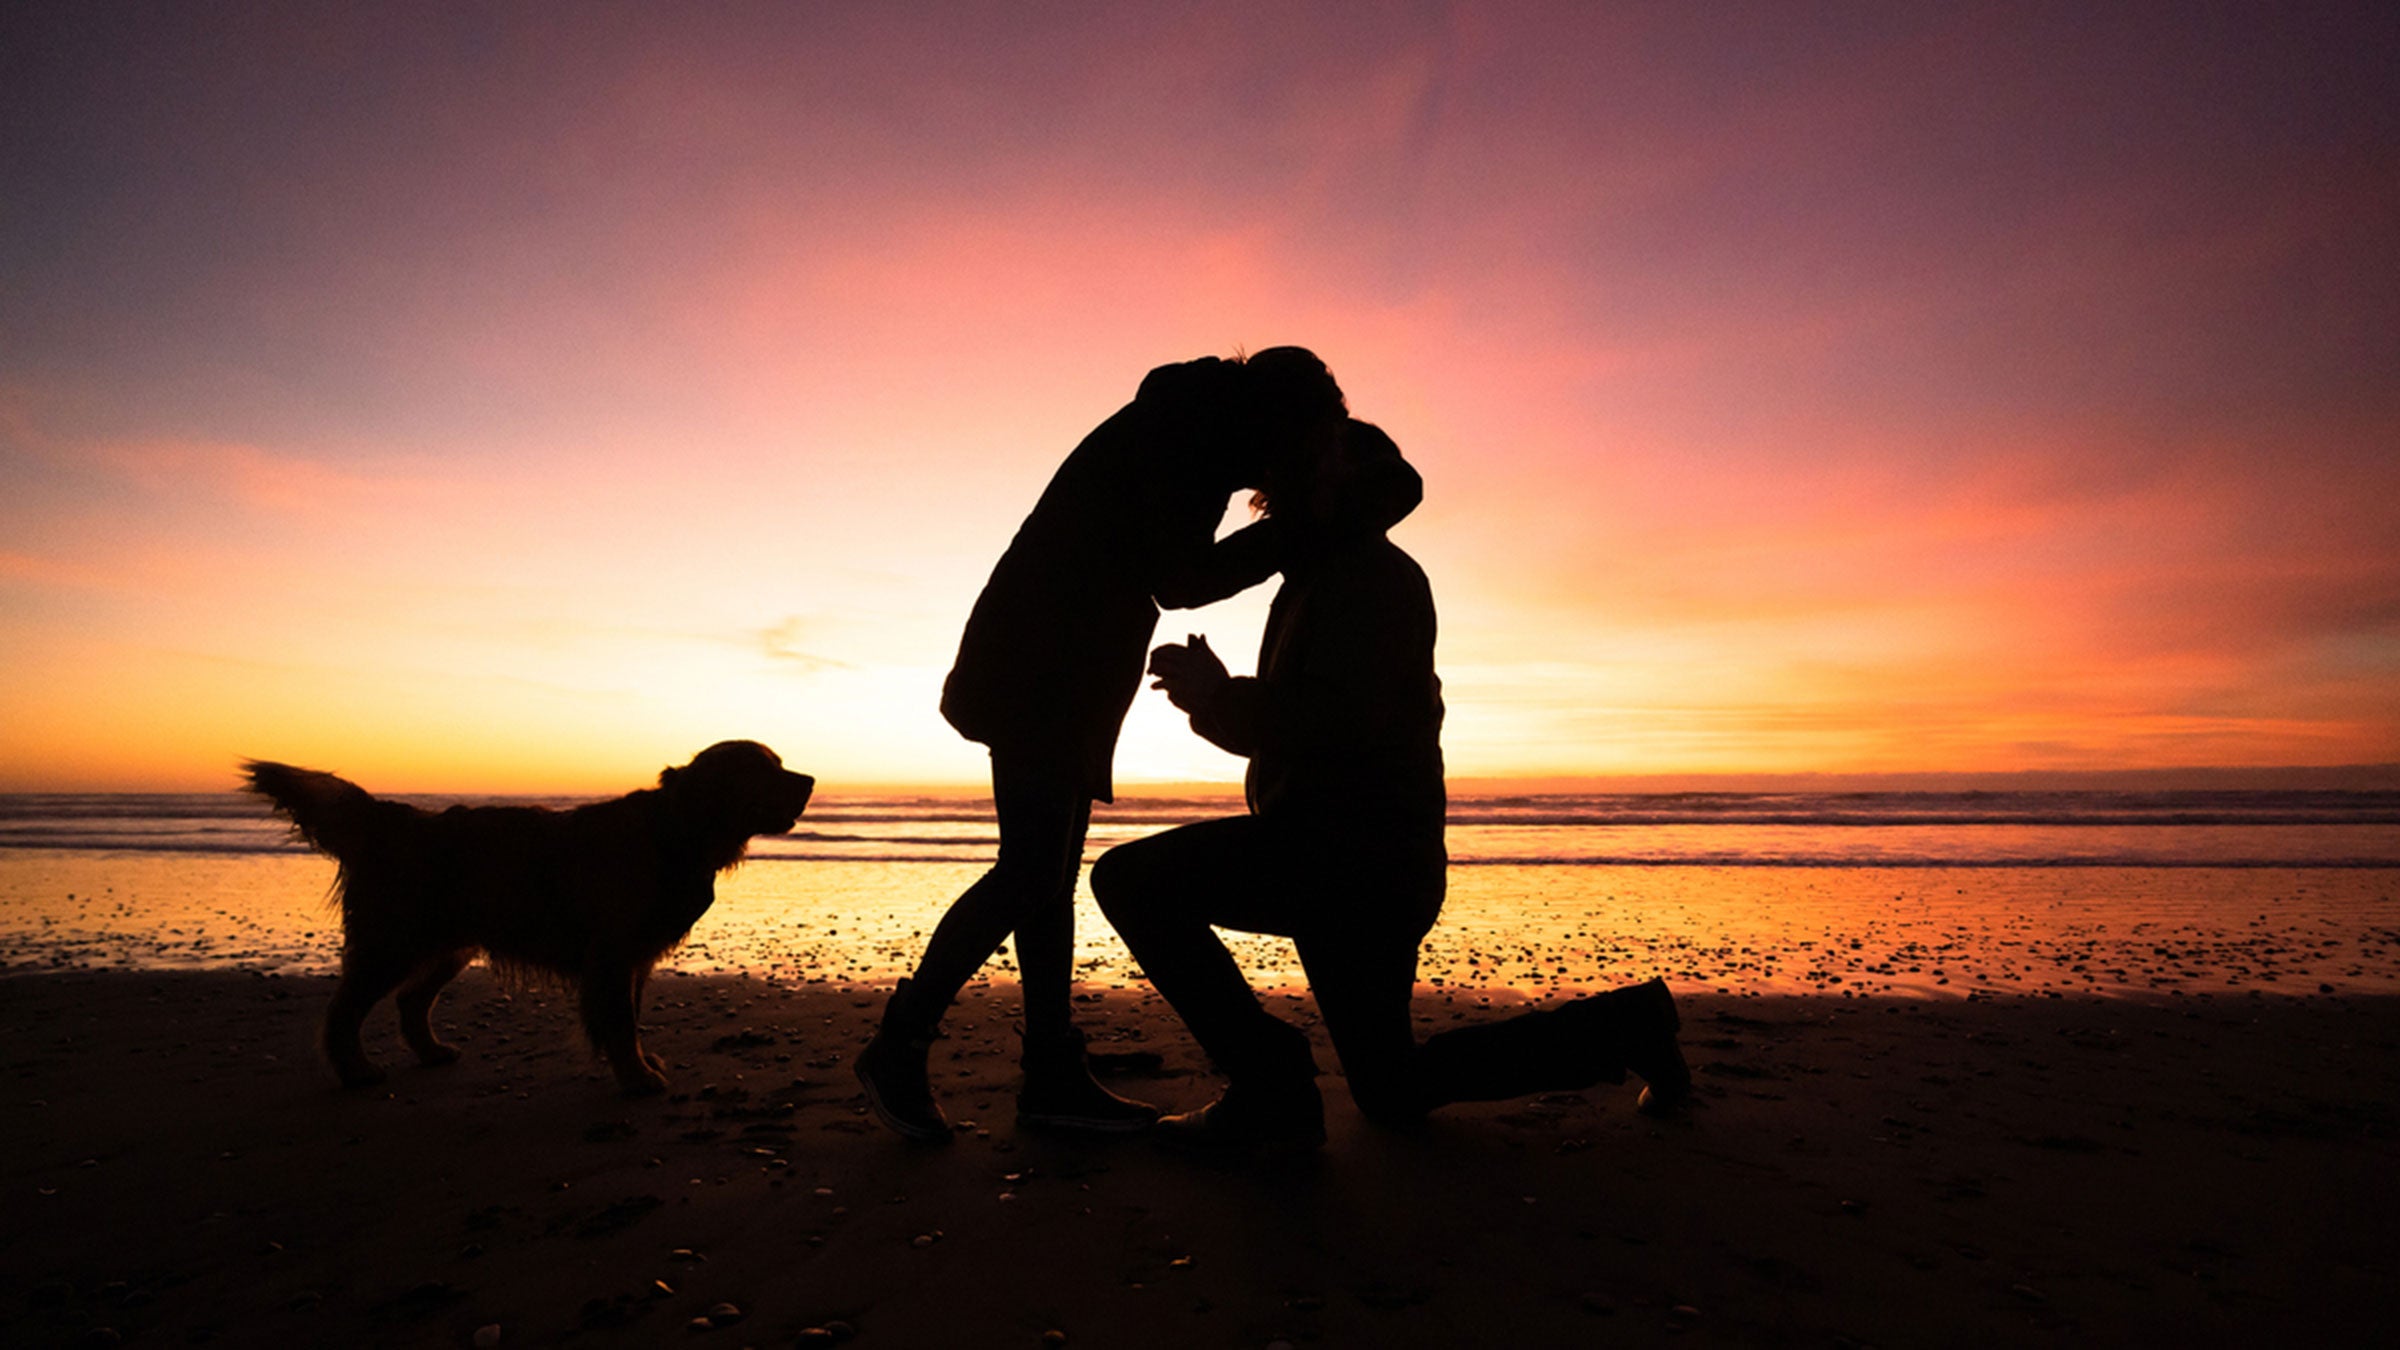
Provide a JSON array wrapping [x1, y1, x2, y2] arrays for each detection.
[[1236, 346, 1347, 429], [1235, 346, 1347, 515]]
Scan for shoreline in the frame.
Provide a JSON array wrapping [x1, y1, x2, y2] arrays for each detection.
[[6, 968, 2396, 1345]]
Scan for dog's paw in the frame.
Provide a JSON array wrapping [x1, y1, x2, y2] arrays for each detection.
[[415, 1043, 462, 1067], [618, 1067, 670, 1099]]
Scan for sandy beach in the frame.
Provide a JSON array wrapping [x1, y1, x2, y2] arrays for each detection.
[[6, 967, 2395, 1347]]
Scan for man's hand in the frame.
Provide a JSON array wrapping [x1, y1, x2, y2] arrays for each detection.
[[1148, 633, 1229, 713]]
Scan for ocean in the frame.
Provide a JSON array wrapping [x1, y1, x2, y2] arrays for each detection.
[[4, 790, 2397, 998]]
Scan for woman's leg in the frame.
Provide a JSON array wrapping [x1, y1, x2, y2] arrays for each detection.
[[858, 752, 1086, 1141], [866, 750, 1154, 1135], [1006, 790, 1089, 1047], [905, 751, 1087, 1017]]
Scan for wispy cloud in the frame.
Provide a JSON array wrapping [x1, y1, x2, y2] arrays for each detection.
[[755, 617, 856, 676]]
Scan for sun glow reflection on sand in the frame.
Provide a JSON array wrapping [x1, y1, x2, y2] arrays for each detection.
[[6, 852, 2396, 1005]]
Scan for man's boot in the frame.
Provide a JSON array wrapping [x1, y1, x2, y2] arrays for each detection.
[[1158, 1015, 1325, 1150], [1566, 977, 1690, 1116]]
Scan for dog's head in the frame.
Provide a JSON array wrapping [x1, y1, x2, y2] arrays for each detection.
[[658, 740, 815, 865]]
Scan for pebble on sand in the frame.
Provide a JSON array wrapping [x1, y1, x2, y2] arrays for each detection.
[[472, 1324, 502, 1348]]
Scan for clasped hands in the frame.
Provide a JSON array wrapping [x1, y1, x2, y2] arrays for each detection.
[[1148, 633, 1228, 713]]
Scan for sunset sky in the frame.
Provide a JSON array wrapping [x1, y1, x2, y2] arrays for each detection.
[[3, 1, 2395, 792]]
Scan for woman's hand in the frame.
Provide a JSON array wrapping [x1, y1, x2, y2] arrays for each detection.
[[1148, 633, 1229, 713]]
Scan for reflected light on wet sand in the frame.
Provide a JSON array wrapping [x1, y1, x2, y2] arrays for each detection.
[[5, 851, 2397, 1004]]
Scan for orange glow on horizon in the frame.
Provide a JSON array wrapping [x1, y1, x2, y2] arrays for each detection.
[[2, 5, 2394, 793]]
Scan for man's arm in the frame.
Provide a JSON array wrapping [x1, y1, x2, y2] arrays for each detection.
[[1148, 634, 1264, 757]]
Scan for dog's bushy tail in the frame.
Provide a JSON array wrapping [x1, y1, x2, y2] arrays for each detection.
[[242, 760, 383, 861]]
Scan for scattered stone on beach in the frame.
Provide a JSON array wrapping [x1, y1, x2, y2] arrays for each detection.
[[472, 1324, 502, 1348], [6, 966, 2398, 1346]]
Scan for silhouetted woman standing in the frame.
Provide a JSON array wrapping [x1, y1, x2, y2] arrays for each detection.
[[855, 349, 1354, 1139]]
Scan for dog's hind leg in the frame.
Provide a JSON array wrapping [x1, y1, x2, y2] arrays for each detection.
[[581, 965, 669, 1097], [322, 950, 410, 1089], [396, 951, 473, 1067]]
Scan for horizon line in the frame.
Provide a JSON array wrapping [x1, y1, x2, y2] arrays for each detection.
[[6, 763, 2396, 798]]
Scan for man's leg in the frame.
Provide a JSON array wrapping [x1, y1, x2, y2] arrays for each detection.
[[1414, 978, 1689, 1113], [1294, 917, 1428, 1126], [1091, 817, 1318, 1087]]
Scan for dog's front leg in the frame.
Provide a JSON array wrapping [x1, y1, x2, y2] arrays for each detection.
[[322, 950, 408, 1088], [631, 966, 667, 1076], [581, 965, 668, 1097]]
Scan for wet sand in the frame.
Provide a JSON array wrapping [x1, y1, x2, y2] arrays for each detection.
[[10, 852, 2399, 1002], [6, 968, 2396, 1346]]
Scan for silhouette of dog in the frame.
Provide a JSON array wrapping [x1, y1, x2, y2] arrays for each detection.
[[243, 741, 815, 1096]]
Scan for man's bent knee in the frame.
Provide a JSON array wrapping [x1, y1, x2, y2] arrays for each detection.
[[1089, 843, 1155, 918]]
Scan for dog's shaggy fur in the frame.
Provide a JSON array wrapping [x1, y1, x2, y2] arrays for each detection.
[[243, 741, 814, 1096]]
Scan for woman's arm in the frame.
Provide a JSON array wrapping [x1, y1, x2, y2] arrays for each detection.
[[1153, 517, 1281, 610]]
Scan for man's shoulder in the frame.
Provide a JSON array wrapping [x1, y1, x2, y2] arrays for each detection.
[[1320, 535, 1431, 595]]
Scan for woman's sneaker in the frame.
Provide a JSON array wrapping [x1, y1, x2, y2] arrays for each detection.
[[855, 980, 951, 1142], [1017, 1027, 1160, 1133]]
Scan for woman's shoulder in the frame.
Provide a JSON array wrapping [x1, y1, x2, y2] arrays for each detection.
[[1134, 355, 1235, 410]]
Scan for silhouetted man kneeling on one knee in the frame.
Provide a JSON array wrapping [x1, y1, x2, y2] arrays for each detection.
[[1092, 419, 1691, 1148]]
